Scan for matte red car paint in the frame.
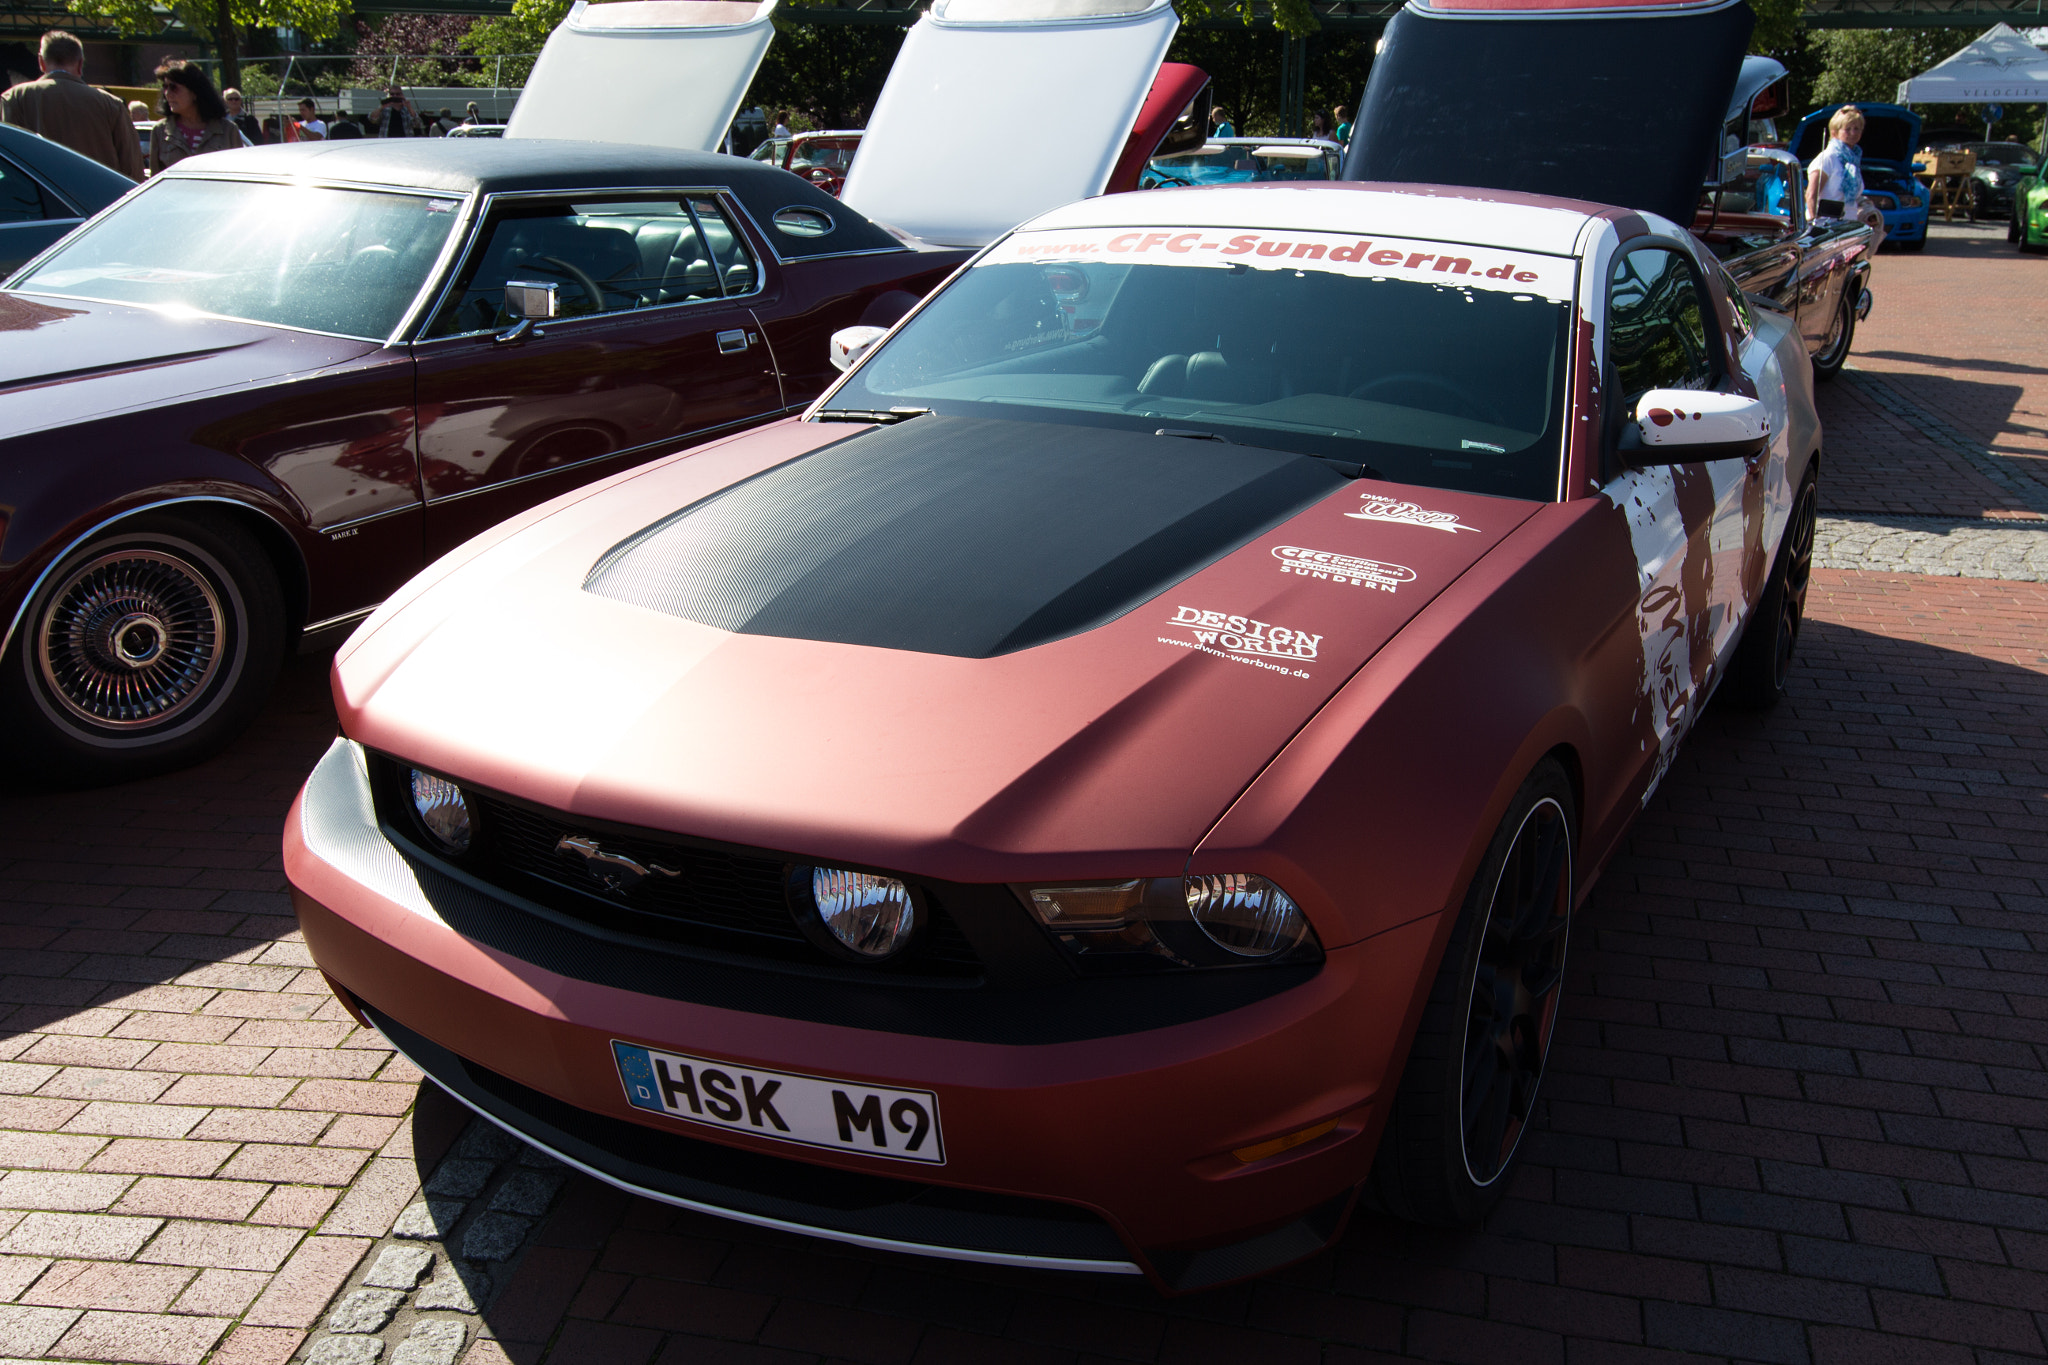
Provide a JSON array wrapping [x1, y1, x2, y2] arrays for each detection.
[[285, 798, 1439, 1274], [333, 435, 1538, 902]]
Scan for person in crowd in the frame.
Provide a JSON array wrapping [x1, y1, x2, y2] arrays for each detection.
[[328, 115, 363, 140], [461, 101, 482, 126], [432, 107, 457, 135], [1334, 105, 1353, 146], [125, 99, 147, 121], [1309, 110, 1330, 140], [295, 97, 326, 141], [1210, 107, 1234, 138], [0, 30, 143, 179], [223, 87, 261, 144], [149, 59, 239, 174], [370, 86, 419, 138], [1805, 103, 1886, 249], [772, 108, 790, 138]]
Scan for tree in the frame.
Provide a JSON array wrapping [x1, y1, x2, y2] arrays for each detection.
[[353, 13, 487, 90], [65, 0, 349, 91], [745, 22, 904, 130], [1809, 27, 1974, 107], [461, 0, 569, 86]]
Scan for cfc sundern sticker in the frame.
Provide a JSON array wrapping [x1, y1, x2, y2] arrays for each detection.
[[1344, 493, 1480, 534], [1273, 545, 1416, 593], [1159, 607, 1320, 680]]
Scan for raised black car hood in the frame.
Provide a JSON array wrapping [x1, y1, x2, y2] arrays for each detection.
[[584, 414, 1347, 658], [1344, 0, 1754, 227]]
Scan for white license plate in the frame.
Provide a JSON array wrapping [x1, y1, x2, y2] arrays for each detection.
[[612, 1040, 946, 1165]]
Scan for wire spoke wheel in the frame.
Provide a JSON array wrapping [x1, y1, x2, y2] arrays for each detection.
[[37, 549, 226, 729], [1458, 795, 1571, 1187]]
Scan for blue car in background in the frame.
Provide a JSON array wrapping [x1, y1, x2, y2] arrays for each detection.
[[0, 124, 134, 274], [1141, 137, 1344, 189], [1794, 102, 1928, 252]]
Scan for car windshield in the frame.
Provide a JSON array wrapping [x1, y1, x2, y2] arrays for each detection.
[[1962, 142, 2036, 166], [818, 225, 1575, 502], [10, 177, 462, 340], [1147, 145, 1335, 186]]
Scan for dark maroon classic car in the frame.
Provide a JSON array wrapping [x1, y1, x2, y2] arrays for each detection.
[[0, 139, 969, 783]]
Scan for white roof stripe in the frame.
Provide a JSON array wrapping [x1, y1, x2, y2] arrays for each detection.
[[1018, 184, 1600, 257]]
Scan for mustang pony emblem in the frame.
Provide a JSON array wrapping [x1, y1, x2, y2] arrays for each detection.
[[554, 835, 681, 894]]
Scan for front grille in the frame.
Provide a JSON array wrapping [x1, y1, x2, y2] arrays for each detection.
[[370, 755, 980, 977], [477, 794, 797, 941]]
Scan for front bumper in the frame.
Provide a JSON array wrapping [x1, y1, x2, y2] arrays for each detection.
[[286, 740, 1435, 1292]]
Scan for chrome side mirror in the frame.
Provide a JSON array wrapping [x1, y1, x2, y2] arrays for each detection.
[[1625, 389, 1769, 465], [830, 324, 887, 372], [496, 279, 558, 344]]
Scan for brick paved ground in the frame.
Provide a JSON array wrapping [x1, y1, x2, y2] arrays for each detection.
[[6, 228, 2048, 1365]]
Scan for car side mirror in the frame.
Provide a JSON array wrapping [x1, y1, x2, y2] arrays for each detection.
[[495, 280, 558, 345], [1622, 389, 1768, 465], [830, 325, 887, 372]]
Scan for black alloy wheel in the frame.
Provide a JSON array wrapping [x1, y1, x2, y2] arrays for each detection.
[[1728, 472, 1819, 711], [1, 515, 285, 786], [1811, 288, 1856, 380], [1370, 760, 1575, 1225], [1458, 795, 1572, 1187]]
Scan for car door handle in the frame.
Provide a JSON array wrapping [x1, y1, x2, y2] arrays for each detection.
[[716, 329, 749, 355]]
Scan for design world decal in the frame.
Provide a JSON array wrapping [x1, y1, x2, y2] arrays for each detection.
[[1273, 545, 1417, 593], [1345, 493, 1479, 534], [1159, 607, 1322, 679]]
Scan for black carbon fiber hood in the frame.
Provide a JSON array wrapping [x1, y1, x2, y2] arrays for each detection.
[[582, 414, 1347, 658]]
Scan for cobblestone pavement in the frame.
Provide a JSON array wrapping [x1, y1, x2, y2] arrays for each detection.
[[5, 225, 2048, 1365], [1806, 222, 2048, 580]]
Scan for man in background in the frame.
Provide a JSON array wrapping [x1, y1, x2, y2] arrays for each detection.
[[223, 87, 262, 144], [370, 86, 419, 138], [0, 30, 143, 179], [294, 97, 326, 140]]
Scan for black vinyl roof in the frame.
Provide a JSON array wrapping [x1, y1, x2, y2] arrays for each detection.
[[173, 138, 904, 258]]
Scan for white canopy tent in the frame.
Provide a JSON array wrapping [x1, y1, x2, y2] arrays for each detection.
[[1897, 24, 2048, 105]]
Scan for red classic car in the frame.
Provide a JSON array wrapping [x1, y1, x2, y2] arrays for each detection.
[[288, 0, 1824, 1294], [0, 140, 969, 783]]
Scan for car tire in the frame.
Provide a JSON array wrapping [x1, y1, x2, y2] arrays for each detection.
[[1369, 758, 1574, 1226], [1810, 288, 1856, 381], [1725, 471, 1818, 712], [2012, 209, 2024, 246], [0, 515, 285, 786]]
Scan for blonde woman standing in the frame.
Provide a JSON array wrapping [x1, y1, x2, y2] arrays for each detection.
[[148, 59, 239, 175]]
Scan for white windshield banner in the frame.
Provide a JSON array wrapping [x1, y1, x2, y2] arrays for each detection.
[[989, 226, 1575, 300]]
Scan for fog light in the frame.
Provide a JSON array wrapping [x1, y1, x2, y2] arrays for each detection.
[[808, 867, 916, 959], [408, 769, 472, 855], [1184, 874, 1306, 957]]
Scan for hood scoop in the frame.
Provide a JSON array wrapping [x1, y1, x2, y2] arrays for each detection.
[[583, 415, 1347, 658]]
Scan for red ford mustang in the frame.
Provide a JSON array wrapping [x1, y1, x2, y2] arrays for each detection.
[[288, 138, 1822, 1287]]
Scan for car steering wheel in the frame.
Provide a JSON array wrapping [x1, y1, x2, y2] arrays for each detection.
[[1350, 372, 1505, 427], [536, 254, 608, 314], [1148, 172, 1194, 188]]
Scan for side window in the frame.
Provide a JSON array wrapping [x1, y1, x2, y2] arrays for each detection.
[[0, 157, 51, 225], [1607, 247, 1715, 398], [1718, 265, 1755, 340], [426, 193, 758, 338]]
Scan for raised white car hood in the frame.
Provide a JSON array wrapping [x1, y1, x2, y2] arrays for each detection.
[[505, 0, 777, 152], [839, 0, 1178, 247]]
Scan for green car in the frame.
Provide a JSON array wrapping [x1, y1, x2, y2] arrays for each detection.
[[2015, 165, 2048, 253]]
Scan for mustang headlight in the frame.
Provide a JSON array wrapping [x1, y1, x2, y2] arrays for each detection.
[[408, 769, 473, 855], [1020, 875, 1318, 972], [1184, 874, 1307, 957], [799, 866, 918, 960]]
